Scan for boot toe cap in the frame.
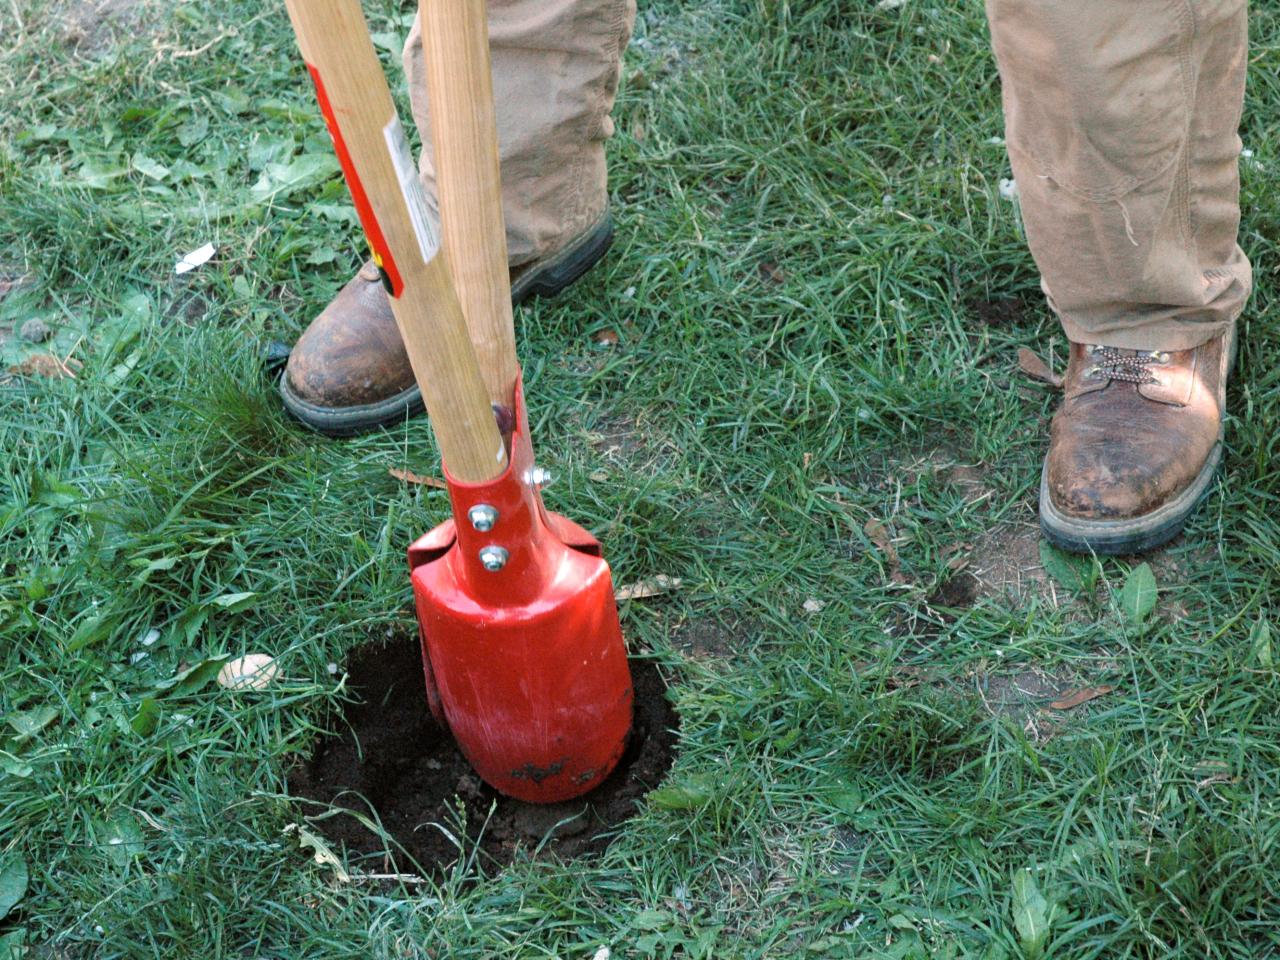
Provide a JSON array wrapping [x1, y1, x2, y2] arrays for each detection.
[[1046, 421, 1212, 522], [283, 265, 415, 410]]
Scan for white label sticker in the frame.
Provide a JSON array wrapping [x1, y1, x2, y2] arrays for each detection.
[[383, 117, 440, 264]]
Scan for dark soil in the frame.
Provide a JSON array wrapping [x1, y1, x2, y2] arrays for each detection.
[[926, 569, 979, 609], [288, 639, 677, 876], [968, 297, 1030, 328]]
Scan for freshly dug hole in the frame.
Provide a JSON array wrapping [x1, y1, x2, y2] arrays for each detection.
[[288, 638, 677, 874]]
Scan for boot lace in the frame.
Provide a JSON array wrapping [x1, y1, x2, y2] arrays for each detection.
[[1086, 346, 1162, 385]]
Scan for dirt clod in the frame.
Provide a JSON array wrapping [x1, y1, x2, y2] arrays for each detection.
[[288, 640, 677, 876], [20, 318, 51, 343]]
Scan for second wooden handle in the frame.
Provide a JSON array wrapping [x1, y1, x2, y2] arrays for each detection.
[[421, 0, 519, 416]]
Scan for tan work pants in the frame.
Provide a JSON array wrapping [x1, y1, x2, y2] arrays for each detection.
[[403, 0, 634, 267], [404, 0, 1250, 350], [988, 0, 1251, 350]]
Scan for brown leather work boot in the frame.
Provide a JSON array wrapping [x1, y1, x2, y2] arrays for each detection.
[[280, 211, 614, 436], [1039, 328, 1236, 555]]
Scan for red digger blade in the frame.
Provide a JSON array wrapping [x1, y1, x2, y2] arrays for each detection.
[[408, 375, 634, 803]]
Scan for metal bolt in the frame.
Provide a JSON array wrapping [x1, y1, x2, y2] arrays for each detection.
[[479, 545, 509, 572], [468, 504, 498, 532], [524, 466, 554, 488]]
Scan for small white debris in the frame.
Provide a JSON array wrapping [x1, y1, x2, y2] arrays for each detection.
[[999, 178, 1019, 200], [140, 628, 161, 647], [327, 662, 339, 675], [877, 0, 908, 9], [591, 949, 611, 960], [622, 286, 636, 299], [1242, 148, 1254, 158], [174, 242, 216, 275], [882, 193, 894, 207], [129, 651, 150, 665], [217, 654, 279, 690], [802, 598, 826, 614], [988, 136, 1005, 145], [94, 926, 105, 934]]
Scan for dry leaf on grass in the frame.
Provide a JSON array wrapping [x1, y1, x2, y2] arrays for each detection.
[[6, 354, 82, 379], [1017, 347, 1063, 389], [593, 328, 620, 347], [615, 575, 682, 601], [1196, 771, 1241, 789], [939, 540, 973, 571], [0, 275, 27, 299], [1048, 685, 1114, 711], [388, 467, 447, 489], [757, 261, 786, 285], [864, 518, 898, 566]]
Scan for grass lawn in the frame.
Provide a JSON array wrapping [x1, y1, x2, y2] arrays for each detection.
[[3, 0, 1280, 956]]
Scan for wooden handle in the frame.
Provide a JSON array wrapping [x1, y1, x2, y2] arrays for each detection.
[[284, 0, 507, 483], [421, 0, 519, 415]]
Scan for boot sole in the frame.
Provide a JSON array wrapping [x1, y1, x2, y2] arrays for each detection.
[[1039, 325, 1237, 556], [280, 212, 615, 438]]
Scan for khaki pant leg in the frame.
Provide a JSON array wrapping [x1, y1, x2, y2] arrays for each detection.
[[986, 0, 1250, 350], [405, 0, 635, 266]]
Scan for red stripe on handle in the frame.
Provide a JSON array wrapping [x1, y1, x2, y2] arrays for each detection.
[[306, 63, 404, 299]]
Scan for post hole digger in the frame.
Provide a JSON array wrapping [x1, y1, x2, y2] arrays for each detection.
[[283, 0, 634, 803]]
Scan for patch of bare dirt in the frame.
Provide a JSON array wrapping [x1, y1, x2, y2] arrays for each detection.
[[586, 412, 646, 460], [867, 445, 995, 509], [968, 515, 1055, 605], [967, 664, 1120, 742], [581, 411, 673, 474], [671, 613, 748, 661], [934, 461, 995, 507], [58, 0, 150, 50], [968, 505, 1210, 614], [978, 667, 1075, 715], [967, 297, 1032, 329]]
